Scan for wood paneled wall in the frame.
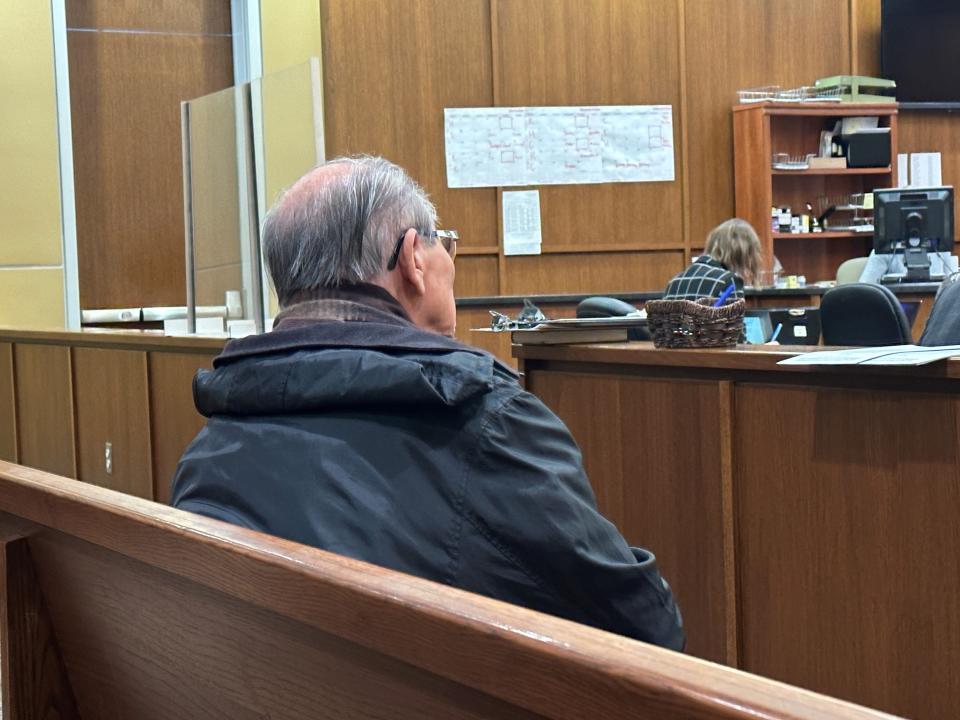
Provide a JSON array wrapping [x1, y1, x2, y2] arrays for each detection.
[[853, 0, 960, 232], [62, 1, 960, 311], [685, 1, 852, 251], [66, 0, 234, 310], [318, 0, 905, 299]]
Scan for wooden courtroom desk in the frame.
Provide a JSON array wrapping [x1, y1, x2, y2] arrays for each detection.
[[0, 459, 898, 720], [458, 282, 940, 365], [515, 341, 960, 720], [0, 328, 225, 502]]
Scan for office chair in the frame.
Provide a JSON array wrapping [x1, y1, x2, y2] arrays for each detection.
[[820, 283, 912, 346], [835, 256, 870, 285]]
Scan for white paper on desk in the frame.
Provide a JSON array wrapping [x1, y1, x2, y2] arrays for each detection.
[[778, 346, 902, 366], [502, 190, 542, 255], [778, 344, 960, 367], [859, 346, 960, 365], [909, 152, 942, 186], [444, 105, 675, 188]]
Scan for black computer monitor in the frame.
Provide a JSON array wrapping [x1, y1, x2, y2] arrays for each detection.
[[874, 186, 955, 281]]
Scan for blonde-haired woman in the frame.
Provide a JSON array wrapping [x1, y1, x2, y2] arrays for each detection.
[[662, 218, 762, 301]]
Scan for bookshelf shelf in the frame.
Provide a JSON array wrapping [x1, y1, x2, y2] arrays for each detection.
[[771, 166, 892, 176], [772, 231, 873, 239]]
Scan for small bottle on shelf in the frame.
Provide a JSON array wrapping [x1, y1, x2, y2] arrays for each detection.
[[778, 207, 792, 233]]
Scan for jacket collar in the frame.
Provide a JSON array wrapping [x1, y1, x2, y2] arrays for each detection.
[[694, 255, 730, 271], [215, 283, 517, 376], [274, 283, 411, 327]]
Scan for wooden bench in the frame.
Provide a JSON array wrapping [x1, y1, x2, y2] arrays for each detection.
[[0, 460, 898, 719]]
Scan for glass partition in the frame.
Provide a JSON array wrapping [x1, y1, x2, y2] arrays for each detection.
[[182, 58, 324, 333], [251, 57, 326, 320]]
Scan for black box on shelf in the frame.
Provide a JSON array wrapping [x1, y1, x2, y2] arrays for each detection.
[[838, 131, 891, 168]]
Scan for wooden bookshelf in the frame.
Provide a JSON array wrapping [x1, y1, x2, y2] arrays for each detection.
[[733, 102, 898, 283], [772, 231, 873, 239], [771, 167, 892, 176]]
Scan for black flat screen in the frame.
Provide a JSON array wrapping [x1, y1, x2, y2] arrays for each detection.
[[881, 0, 960, 103]]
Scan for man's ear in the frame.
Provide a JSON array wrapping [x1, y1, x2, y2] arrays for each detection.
[[396, 228, 427, 296]]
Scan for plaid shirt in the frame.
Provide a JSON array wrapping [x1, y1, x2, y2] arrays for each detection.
[[662, 256, 744, 301]]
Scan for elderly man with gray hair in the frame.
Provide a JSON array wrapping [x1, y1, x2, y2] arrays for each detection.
[[171, 156, 683, 649]]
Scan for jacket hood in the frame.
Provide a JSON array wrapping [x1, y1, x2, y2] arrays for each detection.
[[195, 336, 506, 418]]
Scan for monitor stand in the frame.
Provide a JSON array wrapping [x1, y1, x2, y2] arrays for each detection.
[[903, 246, 931, 282]]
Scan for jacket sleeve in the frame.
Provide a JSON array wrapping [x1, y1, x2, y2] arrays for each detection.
[[464, 389, 684, 650]]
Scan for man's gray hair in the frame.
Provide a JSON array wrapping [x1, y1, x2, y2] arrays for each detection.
[[262, 156, 438, 305]]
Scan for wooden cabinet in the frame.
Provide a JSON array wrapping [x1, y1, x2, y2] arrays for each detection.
[[733, 102, 898, 283]]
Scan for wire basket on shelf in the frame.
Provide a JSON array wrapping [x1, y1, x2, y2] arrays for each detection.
[[737, 85, 846, 104], [772, 152, 813, 170], [645, 298, 745, 349], [737, 85, 781, 103]]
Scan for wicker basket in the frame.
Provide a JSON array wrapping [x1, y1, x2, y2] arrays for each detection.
[[645, 297, 745, 348]]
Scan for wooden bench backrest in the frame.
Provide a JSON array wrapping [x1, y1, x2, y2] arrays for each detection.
[[0, 460, 898, 720]]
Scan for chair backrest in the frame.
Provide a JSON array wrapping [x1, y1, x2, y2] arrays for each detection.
[[836, 257, 870, 285], [0, 460, 898, 720], [821, 283, 912, 346], [920, 273, 960, 345]]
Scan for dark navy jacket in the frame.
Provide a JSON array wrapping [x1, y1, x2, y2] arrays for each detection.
[[920, 275, 960, 346], [171, 286, 683, 649]]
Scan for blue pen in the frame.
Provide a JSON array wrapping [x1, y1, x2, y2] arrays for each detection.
[[713, 282, 736, 307], [770, 323, 783, 343]]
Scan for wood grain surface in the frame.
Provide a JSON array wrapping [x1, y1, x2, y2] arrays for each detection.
[[455, 256, 501, 299], [502, 252, 683, 296], [525, 371, 732, 663], [899, 111, 960, 234], [72, 348, 153, 498], [0, 328, 226, 353], [0, 459, 900, 719], [734, 383, 960, 720], [851, 0, 882, 76], [518, 342, 960, 718], [493, 0, 683, 257], [148, 352, 212, 504], [67, 11, 233, 309], [319, 0, 498, 251], [13, 344, 76, 478], [0, 537, 80, 719], [685, 0, 851, 250], [66, 0, 232, 34], [0, 342, 16, 462], [516, 341, 960, 382]]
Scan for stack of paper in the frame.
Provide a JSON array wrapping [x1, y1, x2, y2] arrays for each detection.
[[777, 344, 960, 367], [508, 315, 647, 346]]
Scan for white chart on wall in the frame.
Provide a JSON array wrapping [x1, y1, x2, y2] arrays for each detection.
[[444, 105, 675, 188]]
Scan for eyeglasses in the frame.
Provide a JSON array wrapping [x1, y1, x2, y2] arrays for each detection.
[[387, 229, 458, 270]]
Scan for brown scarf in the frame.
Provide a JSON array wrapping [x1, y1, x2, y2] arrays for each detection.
[[274, 283, 411, 328]]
